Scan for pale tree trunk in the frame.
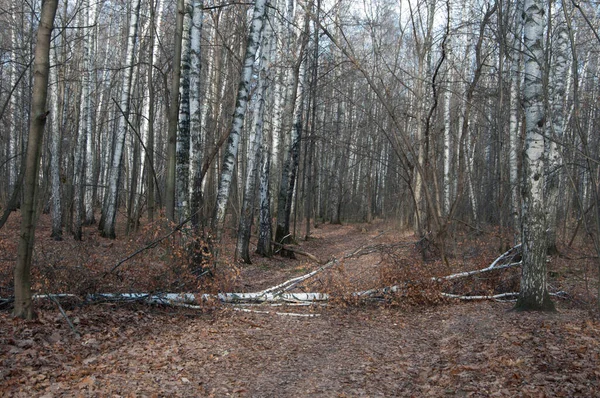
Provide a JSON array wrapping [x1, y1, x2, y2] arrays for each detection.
[[275, 6, 310, 250], [189, 0, 204, 230], [49, 44, 62, 240], [516, 0, 555, 312], [236, 13, 274, 263], [545, 8, 569, 255], [509, 27, 522, 241], [141, 0, 164, 223], [443, 83, 451, 217], [14, 0, 58, 320], [177, 0, 192, 222], [74, 0, 92, 240], [84, 0, 98, 226], [211, 0, 268, 244], [8, 18, 19, 194], [100, 0, 141, 238]]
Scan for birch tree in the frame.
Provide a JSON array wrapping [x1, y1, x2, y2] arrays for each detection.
[[236, 10, 274, 263], [14, 0, 59, 320], [49, 43, 62, 240], [211, 0, 268, 244], [545, 5, 570, 255], [140, 0, 164, 223], [73, 0, 94, 240], [275, 4, 310, 252], [100, 0, 141, 238], [515, 0, 555, 311], [177, 0, 193, 221], [189, 0, 204, 230], [509, 2, 523, 241]]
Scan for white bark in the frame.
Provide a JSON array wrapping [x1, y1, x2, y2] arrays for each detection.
[[212, 0, 268, 242], [84, 0, 98, 225], [236, 16, 273, 263], [8, 21, 19, 191], [509, 2, 524, 239], [49, 44, 62, 240], [516, 0, 554, 311], [101, 0, 141, 239], [545, 9, 570, 253], [443, 85, 451, 216], [177, 0, 192, 221], [140, 0, 164, 222], [189, 0, 204, 229], [73, 1, 91, 240]]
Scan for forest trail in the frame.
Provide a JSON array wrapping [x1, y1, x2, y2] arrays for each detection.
[[2, 220, 600, 397]]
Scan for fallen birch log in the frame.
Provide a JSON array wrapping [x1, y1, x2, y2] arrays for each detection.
[[487, 244, 521, 269], [258, 259, 339, 296], [85, 292, 330, 305], [441, 292, 519, 301], [434, 261, 522, 282], [441, 290, 568, 302], [232, 307, 321, 317]]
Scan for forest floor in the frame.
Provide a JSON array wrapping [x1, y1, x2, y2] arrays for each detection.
[[1, 213, 600, 397]]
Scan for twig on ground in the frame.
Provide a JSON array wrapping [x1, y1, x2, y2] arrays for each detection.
[[105, 211, 201, 275], [271, 241, 324, 264], [46, 294, 81, 337]]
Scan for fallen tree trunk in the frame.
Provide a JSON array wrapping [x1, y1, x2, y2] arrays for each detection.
[[434, 261, 522, 282]]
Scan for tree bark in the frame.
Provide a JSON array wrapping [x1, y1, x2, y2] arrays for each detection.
[[176, 0, 192, 222], [14, 0, 59, 319], [189, 0, 204, 231], [49, 44, 62, 240], [236, 13, 273, 263], [515, 0, 555, 312], [100, 0, 141, 238], [545, 7, 569, 255], [165, 0, 186, 222], [211, 0, 267, 245]]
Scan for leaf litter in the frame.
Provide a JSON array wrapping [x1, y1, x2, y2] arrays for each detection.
[[1, 215, 600, 396]]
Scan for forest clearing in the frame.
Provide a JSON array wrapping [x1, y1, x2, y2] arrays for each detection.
[[1, 213, 600, 397]]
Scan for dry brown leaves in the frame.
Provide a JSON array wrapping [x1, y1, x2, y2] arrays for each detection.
[[1, 215, 600, 396]]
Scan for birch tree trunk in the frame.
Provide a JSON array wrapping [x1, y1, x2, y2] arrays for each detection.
[[189, 0, 204, 230], [100, 0, 141, 238], [141, 0, 164, 223], [236, 13, 273, 263], [74, 0, 92, 240], [14, 0, 58, 320], [84, 0, 98, 226], [211, 0, 268, 244], [49, 44, 62, 240], [545, 8, 569, 255], [443, 82, 451, 217], [275, 6, 310, 251], [515, 0, 555, 311], [509, 19, 522, 241], [177, 0, 192, 222]]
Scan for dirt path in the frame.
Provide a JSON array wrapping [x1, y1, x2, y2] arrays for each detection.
[[2, 222, 600, 397], [3, 302, 599, 397]]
